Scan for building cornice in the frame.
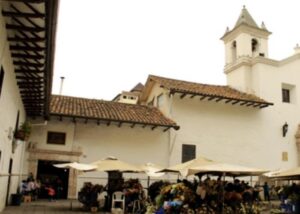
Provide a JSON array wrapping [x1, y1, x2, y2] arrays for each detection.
[[224, 56, 279, 74], [221, 24, 271, 42]]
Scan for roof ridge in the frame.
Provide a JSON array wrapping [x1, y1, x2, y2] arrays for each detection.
[[149, 74, 227, 88]]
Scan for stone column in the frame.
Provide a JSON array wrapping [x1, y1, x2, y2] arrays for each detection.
[[68, 168, 78, 199]]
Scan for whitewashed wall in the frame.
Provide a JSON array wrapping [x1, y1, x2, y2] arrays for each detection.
[[0, 4, 27, 211]]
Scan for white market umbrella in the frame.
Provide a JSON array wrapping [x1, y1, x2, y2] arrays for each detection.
[[90, 156, 142, 172], [271, 167, 300, 179], [53, 162, 97, 171], [139, 162, 165, 188], [159, 156, 216, 177], [139, 162, 165, 177], [187, 162, 269, 177]]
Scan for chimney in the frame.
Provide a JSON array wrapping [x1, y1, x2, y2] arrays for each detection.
[[59, 76, 65, 95]]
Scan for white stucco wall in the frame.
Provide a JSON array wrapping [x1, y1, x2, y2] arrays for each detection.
[[0, 5, 27, 211], [169, 95, 280, 169], [29, 119, 171, 193]]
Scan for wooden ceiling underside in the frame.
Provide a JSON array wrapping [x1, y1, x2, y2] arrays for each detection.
[[2, 0, 58, 118]]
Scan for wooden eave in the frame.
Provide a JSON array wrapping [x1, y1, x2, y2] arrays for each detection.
[[170, 89, 273, 109], [50, 113, 180, 131], [2, 0, 58, 118]]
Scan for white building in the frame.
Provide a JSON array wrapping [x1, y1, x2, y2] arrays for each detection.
[[1, 2, 300, 204], [0, 0, 58, 210]]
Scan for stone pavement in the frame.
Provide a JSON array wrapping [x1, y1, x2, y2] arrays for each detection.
[[0, 199, 108, 214], [0, 199, 281, 214]]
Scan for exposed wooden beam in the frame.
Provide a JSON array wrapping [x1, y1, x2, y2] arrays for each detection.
[[15, 68, 44, 74], [200, 96, 206, 100], [240, 101, 248, 106], [8, 37, 45, 42], [163, 127, 171, 132], [190, 94, 196, 98], [59, 116, 63, 121], [72, 118, 76, 123], [10, 45, 45, 52], [131, 123, 136, 128], [97, 120, 100, 125], [231, 100, 239, 105], [253, 103, 261, 108], [118, 122, 122, 127], [2, 0, 44, 3], [246, 103, 254, 107], [84, 118, 88, 124], [2, 11, 45, 19], [225, 99, 232, 103], [16, 76, 44, 80], [151, 126, 157, 130], [180, 93, 186, 99], [12, 53, 44, 59], [215, 97, 223, 102], [142, 124, 147, 128], [106, 121, 111, 126], [14, 61, 44, 67], [259, 104, 269, 109], [208, 96, 215, 101], [6, 24, 45, 32]]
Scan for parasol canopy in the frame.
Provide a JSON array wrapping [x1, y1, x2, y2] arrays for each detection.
[[90, 156, 142, 172], [270, 167, 300, 179], [159, 156, 216, 176], [187, 162, 269, 176], [139, 162, 165, 177], [53, 162, 97, 171]]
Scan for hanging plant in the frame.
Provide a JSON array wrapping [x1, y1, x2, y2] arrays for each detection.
[[14, 121, 31, 141]]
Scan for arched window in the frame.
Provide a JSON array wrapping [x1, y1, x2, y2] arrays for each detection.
[[252, 39, 258, 52], [231, 41, 237, 61]]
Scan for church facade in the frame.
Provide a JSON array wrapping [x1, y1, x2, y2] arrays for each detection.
[[0, 1, 299, 206]]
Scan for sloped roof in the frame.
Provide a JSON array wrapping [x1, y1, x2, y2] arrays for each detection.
[[130, 83, 144, 92], [50, 95, 179, 130], [234, 6, 258, 28], [148, 75, 273, 108]]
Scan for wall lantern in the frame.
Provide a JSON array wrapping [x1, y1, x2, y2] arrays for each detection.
[[282, 122, 288, 137]]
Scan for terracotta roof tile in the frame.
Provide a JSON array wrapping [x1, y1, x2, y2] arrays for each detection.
[[50, 95, 179, 129], [149, 75, 272, 106]]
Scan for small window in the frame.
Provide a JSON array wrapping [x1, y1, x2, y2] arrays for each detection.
[[123, 95, 127, 99], [47, 131, 66, 145], [182, 144, 196, 163], [282, 152, 288, 162], [157, 94, 163, 108], [0, 66, 4, 97], [282, 89, 290, 103], [259, 53, 265, 57]]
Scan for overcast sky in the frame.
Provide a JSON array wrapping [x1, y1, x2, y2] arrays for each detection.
[[52, 0, 300, 100]]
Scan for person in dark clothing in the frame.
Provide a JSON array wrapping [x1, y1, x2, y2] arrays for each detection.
[[263, 182, 270, 201]]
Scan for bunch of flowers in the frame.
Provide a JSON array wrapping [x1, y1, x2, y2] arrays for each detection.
[[156, 182, 196, 213], [78, 182, 104, 208]]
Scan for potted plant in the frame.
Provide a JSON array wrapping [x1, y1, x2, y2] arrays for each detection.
[[14, 121, 31, 141]]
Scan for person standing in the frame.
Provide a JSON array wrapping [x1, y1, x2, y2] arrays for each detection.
[[263, 182, 270, 201]]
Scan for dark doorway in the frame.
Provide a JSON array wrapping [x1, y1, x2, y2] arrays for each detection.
[[6, 158, 13, 205], [37, 160, 69, 199]]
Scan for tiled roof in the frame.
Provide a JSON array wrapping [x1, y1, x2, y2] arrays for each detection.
[[148, 75, 273, 107], [50, 95, 179, 130]]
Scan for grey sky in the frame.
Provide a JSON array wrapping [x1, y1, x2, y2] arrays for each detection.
[[52, 0, 300, 100]]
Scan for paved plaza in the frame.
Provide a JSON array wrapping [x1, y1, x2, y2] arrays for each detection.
[[0, 200, 107, 214], [0, 199, 281, 214]]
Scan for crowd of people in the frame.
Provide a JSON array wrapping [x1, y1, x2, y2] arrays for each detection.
[[18, 172, 65, 202]]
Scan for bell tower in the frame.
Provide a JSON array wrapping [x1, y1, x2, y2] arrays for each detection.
[[221, 6, 271, 93]]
